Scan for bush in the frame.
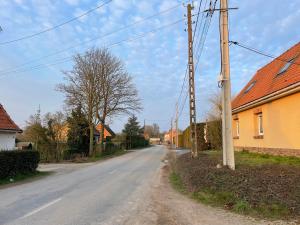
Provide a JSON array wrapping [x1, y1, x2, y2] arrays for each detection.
[[0, 150, 40, 179], [101, 142, 119, 156], [125, 136, 149, 149], [36, 143, 68, 162]]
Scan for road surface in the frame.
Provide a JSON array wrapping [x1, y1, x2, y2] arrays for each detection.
[[0, 146, 166, 225]]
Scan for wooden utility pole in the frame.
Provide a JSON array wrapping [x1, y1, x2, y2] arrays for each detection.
[[187, 4, 198, 157], [175, 103, 179, 148], [220, 0, 235, 169]]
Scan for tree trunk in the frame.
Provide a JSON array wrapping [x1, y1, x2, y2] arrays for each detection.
[[89, 123, 94, 156], [99, 118, 105, 153]]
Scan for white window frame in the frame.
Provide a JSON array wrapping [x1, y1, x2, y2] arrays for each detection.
[[258, 113, 264, 135], [236, 119, 239, 137]]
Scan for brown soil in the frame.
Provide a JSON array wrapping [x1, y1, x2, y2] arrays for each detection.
[[150, 164, 298, 225], [174, 152, 300, 220]]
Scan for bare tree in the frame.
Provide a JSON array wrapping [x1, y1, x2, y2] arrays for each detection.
[[58, 48, 141, 155], [144, 123, 160, 138], [95, 49, 142, 150], [57, 49, 102, 156]]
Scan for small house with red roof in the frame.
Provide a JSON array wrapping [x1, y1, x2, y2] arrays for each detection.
[[0, 104, 22, 150], [94, 123, 115, 143], [232, 42, 300, 157]]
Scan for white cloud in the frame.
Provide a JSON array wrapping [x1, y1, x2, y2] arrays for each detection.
[[136, 1, 154, 14], [65, 0, 79, 6], [14, 0, 24, 5]]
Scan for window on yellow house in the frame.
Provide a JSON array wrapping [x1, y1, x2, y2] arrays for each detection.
[[236, 119, 240, 137], [232, 115, 239, 138], [257, 113, 263, 135]]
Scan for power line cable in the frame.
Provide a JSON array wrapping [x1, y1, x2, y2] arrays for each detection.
[[192, 0, 203, 40], [0, 19, 185, 78], [194, 0, 217, 72], [177, 0, 217, 120], [193, 0, 209, 54], [0, 0, 112, 45], [0, 4, 181, 75], [176, 1, 205, 113], [178, 90, 188, 118], [230, 41, 300, 66], [177, 1, 207, 120]]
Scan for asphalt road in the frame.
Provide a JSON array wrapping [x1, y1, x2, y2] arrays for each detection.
[[0, 146, 166, 225]]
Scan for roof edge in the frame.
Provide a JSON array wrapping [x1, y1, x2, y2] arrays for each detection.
[[232, 81, 300, 114], [0, 128, 23, 133]]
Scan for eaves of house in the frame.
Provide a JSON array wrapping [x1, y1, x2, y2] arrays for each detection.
[[232, 42, 300, 113]]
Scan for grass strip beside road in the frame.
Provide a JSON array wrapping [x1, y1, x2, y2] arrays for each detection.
[[0, 171, 52, 188], [169, 150, 300, 220], [87, 150, 128, 162], [69, 149, 129, 163]]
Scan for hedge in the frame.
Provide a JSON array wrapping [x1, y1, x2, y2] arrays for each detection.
[[125, 136, 149, 149], [0, 150, 40, 179]]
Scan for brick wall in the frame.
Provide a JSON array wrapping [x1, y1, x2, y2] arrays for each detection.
[[235, 146, 300, 157]]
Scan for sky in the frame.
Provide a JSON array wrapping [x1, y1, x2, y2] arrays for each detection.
[[0, 0, 299, 133]]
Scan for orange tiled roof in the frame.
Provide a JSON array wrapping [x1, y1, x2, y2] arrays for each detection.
[[232, 42, 300, 110], [0, 104, 22, 132], [95, 124, 115, 137]]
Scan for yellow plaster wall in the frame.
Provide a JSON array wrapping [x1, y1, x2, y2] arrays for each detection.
[[233, 92, 300, 150]]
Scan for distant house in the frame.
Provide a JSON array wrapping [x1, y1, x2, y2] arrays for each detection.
[[94, 124, 115, 143], [0, 104, 22, 150], [149, 138, 161, 145], [232, 42, 300, 157], [164, 129, 178, 144]]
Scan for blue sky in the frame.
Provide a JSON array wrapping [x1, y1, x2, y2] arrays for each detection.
[[0, 0, 299, 133]]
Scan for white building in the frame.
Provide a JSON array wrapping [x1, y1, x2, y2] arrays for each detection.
[[0, 104, 22, 150]]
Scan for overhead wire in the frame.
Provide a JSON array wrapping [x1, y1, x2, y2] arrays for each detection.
[[230, 41, 300, 66], [0, 0, 112, 45], [176, 0, 205, 110], [0, 19, 186, 78], [0, 4, 182, 75], [194, 0, 217, 72], [177, 0, 215, 120]]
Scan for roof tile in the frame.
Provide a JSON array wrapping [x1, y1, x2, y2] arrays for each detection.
[[232, 42, 300, 110], [0, 104, 22, 132]]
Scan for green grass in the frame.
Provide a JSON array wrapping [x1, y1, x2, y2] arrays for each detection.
[[0, 171, 51, 187], [204, 150, 300, 167], [236, 151, 300, 167], [169, 172, 186, 193], [169, 150, 300, 220], [169, 172, 290, 219], [192, 190, 235, 207]]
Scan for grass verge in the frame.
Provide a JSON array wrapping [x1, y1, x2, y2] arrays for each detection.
[[169, 151, 300, 220], [73, 149, 128, 163], [206, 150, 300, 167], [0, 171, 52, 187]]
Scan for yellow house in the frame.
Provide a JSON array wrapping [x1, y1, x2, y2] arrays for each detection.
[[232, 42, 300, 157]]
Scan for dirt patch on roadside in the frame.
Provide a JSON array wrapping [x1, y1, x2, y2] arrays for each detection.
[[174, 152, 300, 220], [149, 164, 298, 225]]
